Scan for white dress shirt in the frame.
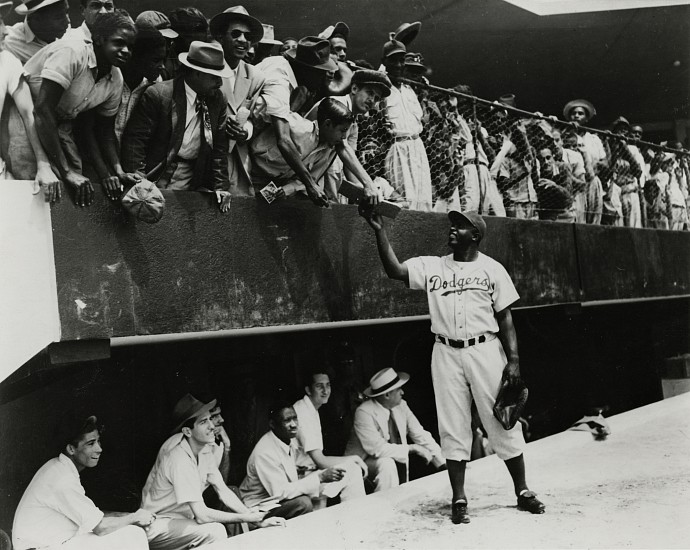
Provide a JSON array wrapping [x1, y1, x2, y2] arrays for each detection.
[[177, 82, 202, 160]]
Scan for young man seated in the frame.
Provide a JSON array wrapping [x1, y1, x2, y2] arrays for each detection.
[[141, 394, 283, 550], [240, 401, 361, 519], [251, 97, 376, 203], [121, 40, 232, 212], [293, 366, 367, 504], [13, 413, 152, 550]]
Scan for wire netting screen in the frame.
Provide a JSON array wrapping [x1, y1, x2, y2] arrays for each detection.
[[352, 77, 690, 230]]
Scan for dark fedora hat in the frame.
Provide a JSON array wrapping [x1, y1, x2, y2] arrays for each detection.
[[352, 69, 392, 97], [393, 21, 421, 46], [285, 36, 338, 72], [209, 5, 264, 44], [382, 33, 406, 58], [172, 394, 217, 433]]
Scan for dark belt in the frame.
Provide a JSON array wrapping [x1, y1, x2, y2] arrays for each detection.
[[436, 334, 487, 349], [394, 134, 420, 142]]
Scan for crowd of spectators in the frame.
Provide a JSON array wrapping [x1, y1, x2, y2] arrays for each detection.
[[0, 0, 687, 230]]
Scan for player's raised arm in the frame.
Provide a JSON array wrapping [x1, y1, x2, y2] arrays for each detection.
[[359, 206, 409, 285]]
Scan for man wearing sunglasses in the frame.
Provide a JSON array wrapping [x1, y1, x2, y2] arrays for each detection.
[[210, 6, 266, 198]]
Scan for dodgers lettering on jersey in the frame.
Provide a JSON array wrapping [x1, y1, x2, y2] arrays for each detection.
[[404, 253, 519, 341]]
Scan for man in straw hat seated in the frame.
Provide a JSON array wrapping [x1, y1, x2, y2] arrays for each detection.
[[122, 41, 232, 212], [13, 412, 153, 550], [344, 368, 445, 493], [141, 394, 284, 550]]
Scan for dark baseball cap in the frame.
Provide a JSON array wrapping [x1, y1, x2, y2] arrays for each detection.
[[448, 210, 486, 240], [136, 11, 179, 38]]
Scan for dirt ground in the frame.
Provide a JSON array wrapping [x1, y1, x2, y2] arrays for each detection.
[[218, 393, 690, 550]]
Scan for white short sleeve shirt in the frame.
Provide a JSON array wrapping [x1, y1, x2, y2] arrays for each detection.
[[141, 438, 220, 519], [293, 395, 323, 469], [404, 252, 519, 340], [12, 454, 104, 550]]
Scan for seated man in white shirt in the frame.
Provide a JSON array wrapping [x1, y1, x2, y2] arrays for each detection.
[[345, 368, 445, 492], [141, 394, 283, 550], [12, 413, 152, 550], [240, 401, 355, 519], [293, 366, 367, 504]]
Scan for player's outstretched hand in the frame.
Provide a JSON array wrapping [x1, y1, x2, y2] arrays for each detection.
[[358, 203, 383, 231]]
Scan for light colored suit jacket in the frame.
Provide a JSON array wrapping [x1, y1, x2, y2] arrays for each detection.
[[344, 399, 443, 464], [222, 60, 266, 196]]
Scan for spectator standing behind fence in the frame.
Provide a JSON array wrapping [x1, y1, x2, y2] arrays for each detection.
[[21, 12, 138, 207], [0, 2, 60, 200], [551, 127, 586, 222], [454, 85, 506, 216], [252, 37, 341, 207], [491, 122, 538, 220], [209, 6, 266, 198], [4, 0, 68, 63], [604, 117, 642, 228], [306, 69, 393, 203], [379, 34, 432, 211], [67, 0, 116, 41], [563, 99, 605, 224], [535, 145, 575, 222], [164, 8, 210, 80], [114, 23, 169, 144], [121, 41, 232, 211]]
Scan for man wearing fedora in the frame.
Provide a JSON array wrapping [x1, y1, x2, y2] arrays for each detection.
[[252, 23, 282, 65], [344, 368, 444, 492], [209, 6, 267, 199], [563, 98, 606, 224], [254, 36, 349, 207], [141, 394, 283, 549], [122, 40, 232, 212], [4, 0, 69, 63], [13, 413, 153, 550], [359, 208, 546, 523]]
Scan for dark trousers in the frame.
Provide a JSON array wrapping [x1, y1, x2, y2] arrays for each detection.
[[265, 495, 314, 519]]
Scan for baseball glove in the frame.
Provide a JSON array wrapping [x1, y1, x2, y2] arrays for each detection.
[[493, 379, 528, 430]]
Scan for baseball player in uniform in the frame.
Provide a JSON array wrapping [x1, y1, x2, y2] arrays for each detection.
[[360, 207, 545, 524]]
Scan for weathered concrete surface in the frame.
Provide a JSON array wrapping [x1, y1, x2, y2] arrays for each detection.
[[214, 393, 690, 550], [50, 191, 582, 340]]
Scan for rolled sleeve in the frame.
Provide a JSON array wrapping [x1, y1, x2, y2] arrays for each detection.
[[40, 44, 81, 90]]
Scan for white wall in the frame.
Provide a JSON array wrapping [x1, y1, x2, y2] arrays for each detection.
[[0, 181, 60, 381]]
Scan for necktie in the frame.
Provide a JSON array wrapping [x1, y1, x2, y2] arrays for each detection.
[[196, 97, 213, 148], [388, 413, 402, 444]]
